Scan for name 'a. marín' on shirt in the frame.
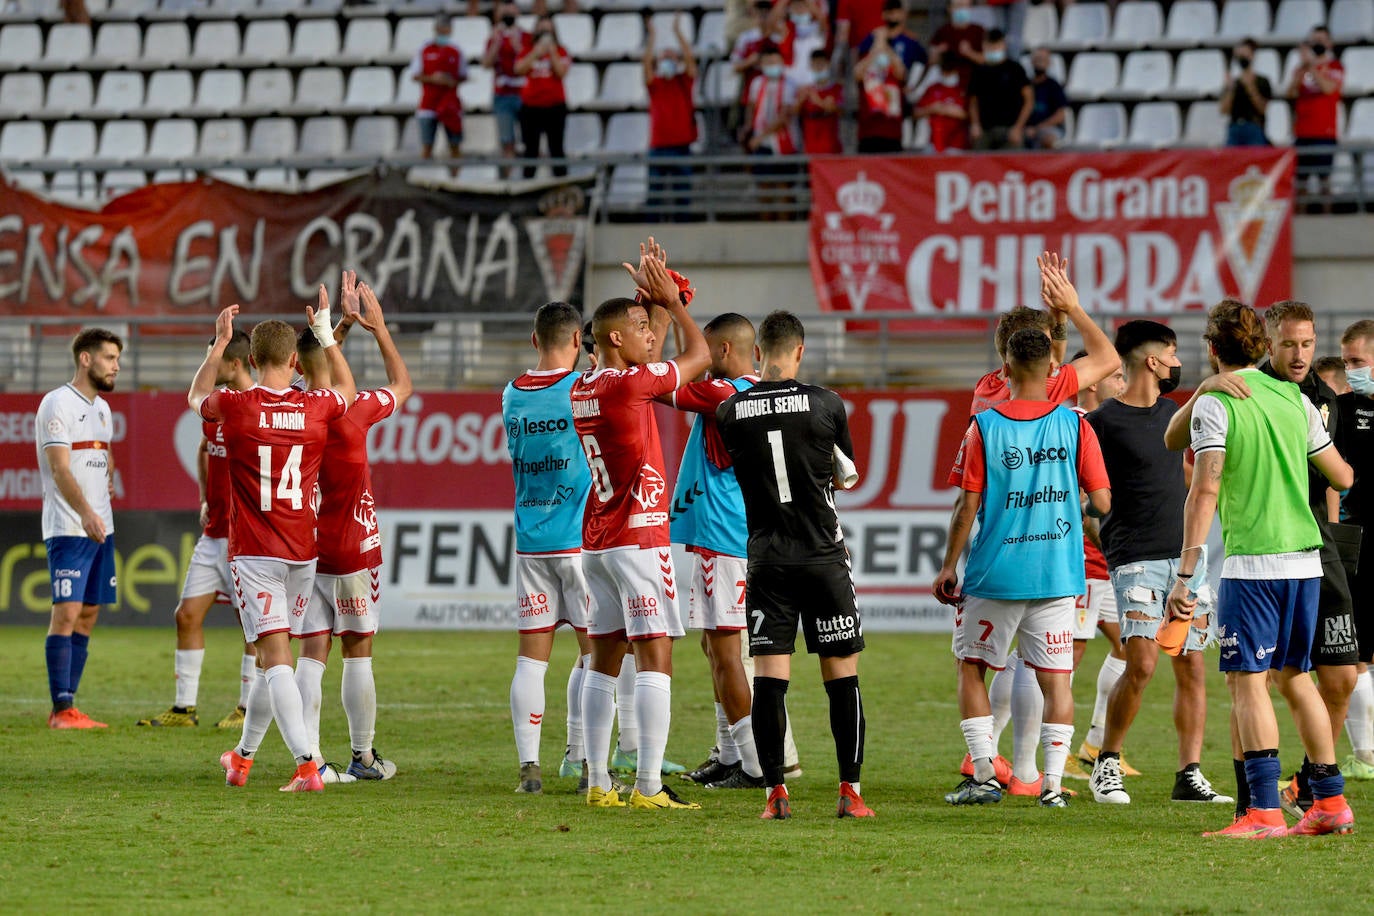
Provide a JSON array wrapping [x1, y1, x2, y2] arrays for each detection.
[[259, 411, 305, 430], [735, 394, 812, 419], [571, 398, 600, 419]]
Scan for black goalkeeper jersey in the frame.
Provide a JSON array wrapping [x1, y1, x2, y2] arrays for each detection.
[[717, 379, 854, 567]]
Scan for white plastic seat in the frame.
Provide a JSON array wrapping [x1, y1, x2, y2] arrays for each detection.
[[1064, 51, 1120, 100], [694, 11, 726, 56], [1182, 100, 1226, 145], [41, 23, 92, 68], [350, 114, 398, 155], [207, 0, 255, 17], [97, 119, 148, 160], [48, 120, 98, 161], [292, 66, 345, 114], [209, 168, 251, 186], [143, 70, 193, 116], [290, 19, 341, 65], [192, 70, 245, 116], [564, 111, 602, 156], [1271, 0, 1325, 42], [45, 73, 94, 115], [107, 0, 158, 17], [592, 13, 645, 58], [1343, 47, 1374, 96], [148, 119, 198, 158], [243, 68, 294, 114], [699, 59, 741, 106], [564, 62, 598, 109], [342, 66, 394, 112], [1331, 0, 1374, 42], [1172, 49, 1224, 99], [94, 71, 144, 116], [49, 170, 100, 205], [142, 22, 191, 65], [1101, 1, 1162, 51], [341, 17, 390, 65], [4, 169, 46, 192], [1115, 50, 1172, 98], [242, 20, 290, 65], [1016, 51, 1065, 84], [298, 116, 347, 156], [1253, 48, 1283, 88], [392, 16, 432, 62], [459, 67, 494, 110], [1216, 0, 1270, 44], [1266, 99, 1292, 144], [553, 12, 594, 55], [0, 121, 47, 162], [607, 163, 647, 208], [91, 22, 141, 65], [1160, 0, 1217, 49], [1348, 98, 1374, 141], [590, 61, 648, 109], [451, 16, 491, 61], [102, 168, 147, 199], [248, 117, 297, 157], [304, 168, 350, 190], [1127, 100, 1181, 146], [199, 118, 247, 158], [0, 23, 42, 67], [191, 22, 241, 67], [253, 167, 298, 191], [1074, 101, 1127, 146], [1023, 3, 1059, 49], [603, 111, 649, 152], [647, 12, 694, 51], [394, 72, 420, 109], [1057, 3, 1110, 49], [459, 113, 498, 155], [0, 73, 43, 117]]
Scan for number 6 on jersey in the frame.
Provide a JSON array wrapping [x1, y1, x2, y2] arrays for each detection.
[[581, 433, 614, 502]]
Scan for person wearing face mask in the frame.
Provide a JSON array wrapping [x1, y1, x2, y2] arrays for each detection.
[[742, 44, 801, 216], [931, 0, 985, 87], [516, 15, 571, 179], [854, 0, 927, 153], [967, 29, 1032, 150], [1221, 37, 1272, 147], [1288, 25, 1345, 203], [732, 1, 792, 123], [1083, 320, 1233, 808], [798, 48, 843, 154], [912, 62, 970, 152], [781, 0, 829, 86], [409, 14, 469, 161], [644, 14, 699, 217], [1023, 46, 1067, 150], [483, 1, 528, 172]]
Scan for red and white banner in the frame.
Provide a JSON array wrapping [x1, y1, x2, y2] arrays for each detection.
[[809, 149, 1295, 317]]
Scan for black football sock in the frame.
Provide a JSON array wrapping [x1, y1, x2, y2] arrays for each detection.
[[752, 676, 789, 787], [825, 675, 865, 785]]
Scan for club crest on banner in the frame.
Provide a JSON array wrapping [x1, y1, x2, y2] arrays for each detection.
[[1214, 166, 1288, 305], [524, 186, 588, 304], [819, 171, 903, 312]]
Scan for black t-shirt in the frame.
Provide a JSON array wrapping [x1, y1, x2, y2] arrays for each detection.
[[1334, 392, 1374, 524], [969, 60, 1030, 128], [717, 379, 853, 567], [1260, 358, 1338, 512], [1229, 73, 1272, 125], [1086, 398, 1186, 569], [1028, 76, 1067, 127]]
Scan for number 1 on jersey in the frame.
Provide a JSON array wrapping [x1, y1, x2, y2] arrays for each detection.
[[766, 429, 792, 503], [258, 445, 304, 511]]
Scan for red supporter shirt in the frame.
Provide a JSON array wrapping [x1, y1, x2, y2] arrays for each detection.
[[918, 82, 970, 152], [571, 362, 682, 551], [647, 73, 698, 149], [410, 42, 466, 114], [488, 29, 527, 95], [931, 23, 984, 85], [836, 0, 884, 48], [316, 388, 397, 575], [1294, 59, 1344, 140], [200, 385, 346, 562], [947, 401, 1110, 494], [800, 84, 844, 153], [203, 419, 230, 539], [521, 40, 570, 107], [970, 363, 1080, 417]]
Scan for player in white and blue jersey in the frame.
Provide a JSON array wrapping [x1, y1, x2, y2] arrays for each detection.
[[503, 302, 595, 794]]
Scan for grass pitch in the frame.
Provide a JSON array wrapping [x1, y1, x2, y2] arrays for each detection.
[[1, 626, 1371, 914]]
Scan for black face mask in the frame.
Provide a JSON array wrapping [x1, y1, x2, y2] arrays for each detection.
[[1158, 363, 1182, 395], [1032, 66, 1047, 77], [1235, 55, 1252, 68], [502, 14, 517, 26], [1311, 43, 1328, 56]]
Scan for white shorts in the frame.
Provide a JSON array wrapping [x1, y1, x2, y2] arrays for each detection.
[[953, 595, 1076, 673], [1072, 579, 1118, 640], [294, 567, 382, 638], [583, 546, 684, 641], [687, 551, 747, 631], [229, 557, 316, 642], [180, 535, 231, 603], [515, 553, 589, 633]]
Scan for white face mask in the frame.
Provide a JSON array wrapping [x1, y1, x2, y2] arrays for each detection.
[[656, 58, 678, 78], [1348, 366, 1374, 396]]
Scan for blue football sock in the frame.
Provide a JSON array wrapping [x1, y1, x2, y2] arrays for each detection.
[[1244, 752, 1282, 810], [1308, 761, 1345, 801], [45, 635, 73, 709], [69, 632, 90, 697]]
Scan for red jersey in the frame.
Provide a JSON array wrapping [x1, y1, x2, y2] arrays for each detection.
[[800, 83, 844, 153], [521, 39, 570, 107], [647, 73, 697, 149], [1294, 58, 1344, 140], [316, 388, 397, 575], [571, 362, 682, 551], [836, 0, 883, 48], [970, 363, 1080, 418], [488, 28, 527, 96], [203, 419, 230, 539], [410, 41, 466, 114], [747, 74, 799, 154], [1084, 537, 1109, 580], [917, 82, 969, 152], [200, 385, 346, 562], [947, 401, 1109, 493]]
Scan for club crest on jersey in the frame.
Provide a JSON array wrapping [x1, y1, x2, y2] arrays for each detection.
[[647, 362, 670, 377], [632, 465, 666, 510], [354, 489, 378, 533]]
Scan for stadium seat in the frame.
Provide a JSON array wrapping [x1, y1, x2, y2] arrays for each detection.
[[648, 12, 695, 51], [48, 120, 98, 161], [49, 170, 100, 205], [4, 169, 46, 192], [591, 13, 645, 59], [1266, 98, 1292, 144], [1344, 47, 1374, 96], [350, 114, 399, 155], [1101, 1, 1162, 51], [253, 167, 299, 191], [1064, 51, 1120, 100], [45, 73, 95, 117], [148, 119, 197, 159], [588, 61, 648, 110], [1331, 0, 1374, 43], [299, 116, 347, 156], [240, 68, 292, 115], [1172, 49, 1224, 99], [191, 22, 242, 67], [142, 22, 191, 65], [1127, 100, 1181, 146], [553, 12, 594, 55], [699, 59, 741, 105], [304, 168, 350, 190], [0, 23, 43, 67], [1159, 0, 1217, 50], [342, 66, 395, 113], [460, 113, 498, 155], [289, 19, 341, 67], [97, 119, 148, 161], [102, 168, 148, 198], [106, 0, 158, 17], [342, 18, 392, 66], [191, 70, 245, 117], [1057, 3, 1109, 50], [39, 23, 92, 69], [199, 118, 248, 159], [1280, 48, 1304, 91], [292, 66, 346, 115], [143, 70, 194, 116], [564, 111, 603, 156], [694, 11, 727, 56], [451, 16, 491, 61], [564, 62, 598, 109], [0, 121, 47, 163], [1023, 2, 1058, 50], [392, 16, 432, 64], [242, 20, 291, 66], [607, 163, 647, 208], [604, 111, 649, 152], [1216, 0, 1270, 44], [1115, 50, 1172, 98], [91, 22, 142, 65], [1271, 0, 1325, 42], [1182, 100, 1226, 145], [0, 0, 52, 23], [209, 167, 252, 186], [459, 67, 494, 111], [1348, 98, 1374, 140], [206, 0, 255, 18], [248, 117, 298, 157], [0, 73, 44, 118], [1253, 48, 1282, 88], [394, 71, 420, 109], [1074, 101, 1127, 146]]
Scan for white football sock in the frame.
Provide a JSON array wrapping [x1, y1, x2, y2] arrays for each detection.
[[1346, 669, 1374, 755], [341, 656, 376, 755], [1041, 722, 1075, 793], [988, 662, 1014, 753], [510, 655, 548, 765], [581, 669, 617, 791], [782, 699, 800, 769], [265, 664, 312, 762], [1011, 657, 1045, 783], [294, 657, 326, 763], [960, 714, 996, 783], [717, 702, 741, 765], [238, 653, 256, 708], [238, 668, 272, 756], [565, 655, 588, 762], [729, 714, 762, 778], [616, 653, 638, 753], [174, 648, 204, 708], [634, 670, 672, 797], [1087, 654, 1126, 748]]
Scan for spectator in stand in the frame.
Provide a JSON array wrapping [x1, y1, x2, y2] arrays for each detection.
[[783, 0, 830, 87], [1024, 46, 1067, 149], [836, 0, 884, 51], [854, 0, 927, 153], [1221, 38, 1271, 147], [744, 44, 801, 215], [1287, 25, 1344, 200], [409, 14, 468, 160], [968, 29, 1032, 150], [484, 2, 527, 172], [732, 1, 791, 129], [931, 0, 985, 87], [913, 62, 970, 153], [644, 14, 699, 215], [516, 15, 571, 178], [986, 0, 1026, 61], [799, 48, 844, 154]]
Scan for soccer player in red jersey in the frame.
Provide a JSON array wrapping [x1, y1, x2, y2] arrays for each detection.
[[190, 293, 357, 792], [293, 278, 412, 784], [574, 247, 711, 809]]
